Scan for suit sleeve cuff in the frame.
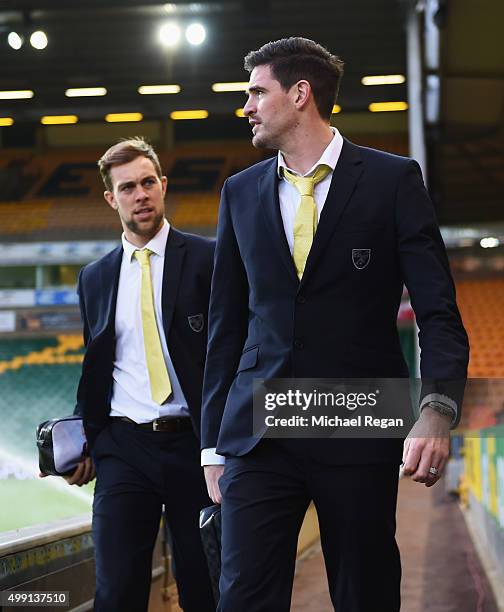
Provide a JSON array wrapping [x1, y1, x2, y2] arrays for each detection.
[[420, 393, 458, 428], [201, 448, 226, 466]]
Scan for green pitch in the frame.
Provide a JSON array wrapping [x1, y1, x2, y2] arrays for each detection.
[[1, 478, 93, 532]]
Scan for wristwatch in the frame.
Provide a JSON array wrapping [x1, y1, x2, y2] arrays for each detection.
[[421, 400, 456, 425]]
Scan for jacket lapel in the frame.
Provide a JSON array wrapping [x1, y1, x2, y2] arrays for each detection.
[[161, 227, 186, 337], [300, 139, 364, 287], [259, 159, 299, 285], [96, 245, 122, 337]]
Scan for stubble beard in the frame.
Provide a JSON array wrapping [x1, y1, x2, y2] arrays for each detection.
[[125, 210, 164, 240], [252, 131, 279, 150], [251, 115, 294, 151]]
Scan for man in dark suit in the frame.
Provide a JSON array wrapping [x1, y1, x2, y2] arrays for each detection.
[[201, 38, 469, 611], [66, 138, 215, 612]]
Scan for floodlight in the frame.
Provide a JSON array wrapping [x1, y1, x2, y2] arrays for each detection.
[[30, 30, 48, 50], [170, 110, 208, 120], [186, 23, 206, 46], [41, 115, 78, 125], [0, 90, 34, 100], [159, 22, 181, 47], [138, 85, 181, 95], [480, 237, 499, 249], [65, 88, 107, 97], [361, 75, 406, 86], [8, 32, 23, 50], [369, 101, 408, 112], [212, 82, 248, 92]]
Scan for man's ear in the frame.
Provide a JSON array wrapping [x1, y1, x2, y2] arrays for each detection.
[[161, 176, 167, 198], [104, 190, 118, 211], [293, 80, 311, 111]]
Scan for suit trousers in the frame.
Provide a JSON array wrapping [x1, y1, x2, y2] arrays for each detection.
[[218, 439, 401, 612], [91, 419, 215, 612]]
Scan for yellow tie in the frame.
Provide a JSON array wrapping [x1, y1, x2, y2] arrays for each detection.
[[283, 164, 331, 279], [134, 249, 172, 405]]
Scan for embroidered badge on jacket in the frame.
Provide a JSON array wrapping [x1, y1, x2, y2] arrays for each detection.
[[352, 249, 371, 270], [188, 313, 204, 332]]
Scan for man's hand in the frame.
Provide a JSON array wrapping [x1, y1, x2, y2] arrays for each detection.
[[204, 465, 225, 504], [64, 456, 95, 486], [40, 456, 95, 486], [402, 407, 451, 487]]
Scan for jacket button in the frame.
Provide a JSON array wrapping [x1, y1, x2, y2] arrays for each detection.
[[294, 339, 304, 349], [296, 295, 306, 304]]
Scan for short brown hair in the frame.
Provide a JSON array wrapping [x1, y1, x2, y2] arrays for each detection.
[[98, 137, 162, 191], [244, 37, 344, 121]]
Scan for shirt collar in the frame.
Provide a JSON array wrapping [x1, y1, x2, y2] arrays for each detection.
[[277, 127, 344, 178], [122, 218, 170, 262]]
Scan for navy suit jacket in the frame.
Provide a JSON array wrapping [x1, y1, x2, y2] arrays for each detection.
[[201, 139, 469, 464], [75, 227, 215, 450]]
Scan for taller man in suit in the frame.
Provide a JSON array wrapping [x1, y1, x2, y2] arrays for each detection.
[[201, 38, 469, 611], [66, 138, 215, 612]]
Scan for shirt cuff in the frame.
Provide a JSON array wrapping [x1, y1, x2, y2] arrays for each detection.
[[420, 393, 458, 427], [201, 448, 226, 466]]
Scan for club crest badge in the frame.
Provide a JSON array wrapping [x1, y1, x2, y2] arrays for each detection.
[[352, 249, 371, 270], [188, 313, 204, 333]]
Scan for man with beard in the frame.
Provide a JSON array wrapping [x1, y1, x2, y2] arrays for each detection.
[[66, 138, 215, 612], [201, 38, 468, 611]]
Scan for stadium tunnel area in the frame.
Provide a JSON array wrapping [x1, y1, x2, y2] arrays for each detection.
[[1, 0, 504, 610]]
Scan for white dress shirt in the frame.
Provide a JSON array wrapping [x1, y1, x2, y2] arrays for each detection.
[[201, 129, 344, 466], [110, 218, 190, 422]]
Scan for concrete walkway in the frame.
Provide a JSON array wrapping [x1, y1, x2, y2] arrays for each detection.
[[291, 477, 499, 611]]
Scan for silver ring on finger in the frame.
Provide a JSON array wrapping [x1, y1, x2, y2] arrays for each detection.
[[429, 466, 439, 476]]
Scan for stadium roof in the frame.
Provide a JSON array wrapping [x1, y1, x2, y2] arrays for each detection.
[[0, 0, 408, 122]]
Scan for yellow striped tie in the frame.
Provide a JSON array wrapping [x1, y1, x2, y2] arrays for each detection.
[[134, 249, 172, 404], [283, 164, 331, 279]]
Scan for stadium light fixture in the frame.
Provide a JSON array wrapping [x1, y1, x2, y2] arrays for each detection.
[[105, 113, 143, 123], [138, 85, 181, 95], [361, 75, 406, 86], [480, 237, 499, 249], [30, 30, 48, 50], [186, 23, 206, 46], [369, 101, 408, 112], [7, 32, 23, 50], [235, 108, 246, 118], [332, 104, 342, 114], [159, 22, 181, 47], [0, 117, 14, 127], [0, 90, 34, 100], [41, 115, 78, 125], [170, 110, 208, 120], [65, 87, 107, 97], [425, 74, 440, 124], [212, 82, 248, 92]]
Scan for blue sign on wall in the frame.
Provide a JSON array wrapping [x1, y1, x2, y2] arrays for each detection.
[[35, 290, 79, 306]]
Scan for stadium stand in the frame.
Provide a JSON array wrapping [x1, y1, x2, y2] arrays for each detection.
[[169, 193, 220, 230], [0, 334, 83, 375], [0, 137, 410, 242], [0, 159, 40, 201], [0, 201, 52, 236], [0, 336, 84, 457], [456, 279, 504, 378], [438, 137, 504, 224]]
